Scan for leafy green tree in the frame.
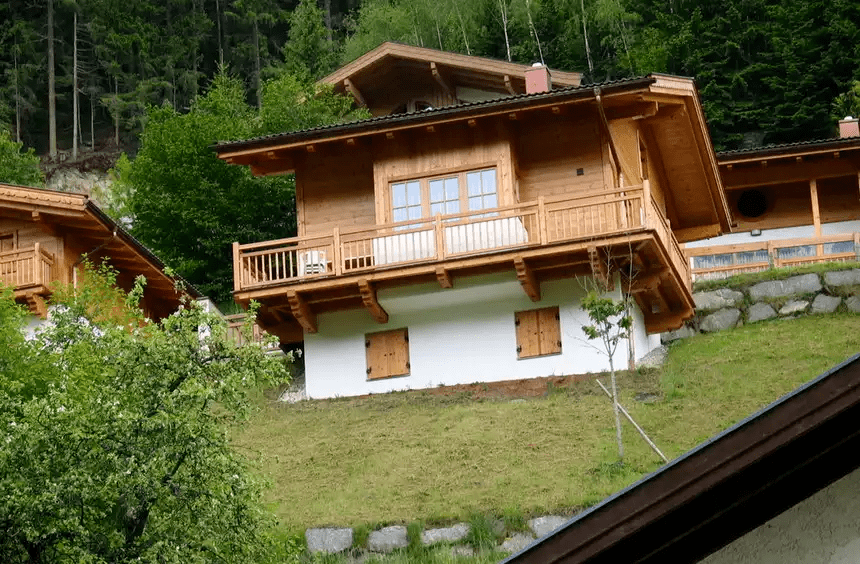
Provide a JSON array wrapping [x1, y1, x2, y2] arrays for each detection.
[[0, 265, 289, 563], [0, 128, 44, 186], [283, 0, 336, 79]]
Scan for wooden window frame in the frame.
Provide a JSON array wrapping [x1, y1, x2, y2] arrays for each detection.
[[0, 231, 17, 253], [365, 328, 411, 380], [388, 166, 498, 223], [515, 306, 562, 359]]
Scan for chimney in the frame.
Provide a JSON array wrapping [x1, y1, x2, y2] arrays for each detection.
[[839, 116, 859, 138], [524, 63, 552, 94]]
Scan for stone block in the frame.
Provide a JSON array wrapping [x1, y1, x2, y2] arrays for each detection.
[[846, 296, 860, 313], [779, 300, 809, 316], [306, 528, 354, 554], [748, 274, 822, 300], [824, 269, 860, 287], [421, 523, 470, 545], [662, 325, 696, 342], [499, 533, 535, 554], [811, 294, 841, 314], [747, 303, 777, 323], [450, 546, 476, 557], [693, 288, 744, 310], [528, 515, 568, 538], [700, 308, 741, 333], [368, 526, 409, 553]]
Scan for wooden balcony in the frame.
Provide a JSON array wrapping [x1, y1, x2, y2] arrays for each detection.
[[686, 233, 860, 281], [0, 243, 55, 317], [234, 184, 694, 341], [224, 313, 282, 353]]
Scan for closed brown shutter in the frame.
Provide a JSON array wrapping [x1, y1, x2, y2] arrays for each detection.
[[516, 306, 561, 359], [366, 328, 410, 380]]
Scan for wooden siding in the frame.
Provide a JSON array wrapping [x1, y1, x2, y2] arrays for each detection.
[[515, 114, 606, 203], [729, 181, 811, 232], [0, 219, 66, 283], [297, 146, 376, 237], [372, 122, 515, 223]]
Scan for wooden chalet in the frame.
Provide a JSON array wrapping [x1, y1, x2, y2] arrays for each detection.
[[216, 44, 730, 397], [0, 183, 198, 319], [686, 117, 860, 279]]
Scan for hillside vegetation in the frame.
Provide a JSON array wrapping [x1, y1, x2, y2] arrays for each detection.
[[236, 312, 860, 534]]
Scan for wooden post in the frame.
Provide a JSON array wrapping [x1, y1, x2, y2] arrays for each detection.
[[767, 240, 778, 270], [642, 178, 652, 228], [434, 214, 445, 260], [332, 227, 342, 276], [854, 232, 860, 261], [33, 242, 41, 286], [810, 179, 822, 257], [538, 196, 547, 244], [232, 242, 242, 291]]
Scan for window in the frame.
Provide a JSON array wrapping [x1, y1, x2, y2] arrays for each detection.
[[366, 328, 410, 379], [515, 306, 561, 359], [389, 168, 498, 222], [0, 232, 15, 252]]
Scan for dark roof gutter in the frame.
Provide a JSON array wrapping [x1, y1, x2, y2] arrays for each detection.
[[503, 352, 860, 564]]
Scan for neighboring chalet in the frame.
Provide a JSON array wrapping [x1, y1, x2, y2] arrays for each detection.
[[502, 353, 860, 564], [685, 117, 860, 279], [0, 183, 198, 329], [216, 43, 730, 398]]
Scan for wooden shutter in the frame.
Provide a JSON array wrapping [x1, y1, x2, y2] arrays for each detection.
[[366, 328, 410, 380], [516, 306, 561, 359]]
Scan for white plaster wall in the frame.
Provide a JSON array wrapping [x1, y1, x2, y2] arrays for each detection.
[[304, 273, 658, 399], [685, 220, 860, 249], [702, 466, 860, 564]]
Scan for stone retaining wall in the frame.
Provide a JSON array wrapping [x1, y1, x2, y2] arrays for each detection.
[[304, 514, 570, 557], [664, 269, 860, 341]]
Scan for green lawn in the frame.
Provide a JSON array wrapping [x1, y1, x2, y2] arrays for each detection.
[[235, 313, 860, 537]]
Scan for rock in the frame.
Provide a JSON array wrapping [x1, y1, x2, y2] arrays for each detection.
[[824, 269, 860, 287], [748, 274, 821, 300], [450, 546, 476, 558], [368, 526, 409, 553], [700, 308, 741, 333], [499, 533, 535, 554], [811, 294, 841, 314], [662, 325, 696, 343], [421, 523, 470, 545], [635, 392, 660, 403], [846, 296, 860, 313], [747, 303, 777, 323], [306, 528, 354, 554], [779, 300, 809, 316], [528, 515, 568, 538], [637, 345, 668, 368], [693, 288, 744, 310]]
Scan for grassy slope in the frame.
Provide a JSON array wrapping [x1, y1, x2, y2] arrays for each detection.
[[235, 313, 860, 534]]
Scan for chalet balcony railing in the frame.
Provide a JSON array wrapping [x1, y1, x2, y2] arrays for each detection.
[[686, 233, 860, 281], [233, 185, 686, 292], [224, 313, 281, 352], [0, 243, 55, 291]]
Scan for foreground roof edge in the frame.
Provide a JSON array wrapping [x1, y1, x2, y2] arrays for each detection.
[[717, 135, 860, 161], [502, 351, 860, 564]]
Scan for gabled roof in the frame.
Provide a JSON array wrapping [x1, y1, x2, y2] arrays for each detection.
[[503, 353, 860, 564], [0, 183, 201, 307], [321, 42, 582, 107]]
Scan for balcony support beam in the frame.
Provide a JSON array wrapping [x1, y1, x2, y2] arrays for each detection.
[[589, 246, 614, 291], [287, 290, 317, 333], [514, 256, 541, 302], [358, 279, 389, 324], [435, 266, 453, 289]]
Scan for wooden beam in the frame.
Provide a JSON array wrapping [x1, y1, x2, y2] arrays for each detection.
[[605, 101, 659, 121], [810, 178, 821, 237], [503, 75, 516, 95], [286, 290, 317, 333], [674, 223, 722, 243], [25, 293, 49, 319], [343, 78, 366, 107], [721, 159, 860, 189], [435, 266, 452, 289], [514, 256, 541, 302], [588, 246, 613, 290], [430, 62, 454, 99], [467, 119, 477, 128], [358, 279, 389, 323]]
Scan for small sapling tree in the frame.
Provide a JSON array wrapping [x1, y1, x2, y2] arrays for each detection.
[[581, 286, 632, 463]]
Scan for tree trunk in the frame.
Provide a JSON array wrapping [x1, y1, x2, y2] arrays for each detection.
[[452, 1, 471, 55], [48, 0, 57, 157], [73, 10, 79, 160], [525, 0, 544, 64], [114, 77, 120, 146], [323, 0, 333, 42], [581, 0, 594, 75], [498, 0, 511, 62], [14, 50, 21, 143], [609, 356, 624, 462], [253, 19, 261, 110], [215, 0, 224, 66]]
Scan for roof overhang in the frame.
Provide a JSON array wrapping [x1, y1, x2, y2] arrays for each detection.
[[502, 353, 860, 564]]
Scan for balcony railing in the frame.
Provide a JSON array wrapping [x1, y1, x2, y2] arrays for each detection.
[[224, 313, 281, 352], [686, 233, 860, 281], [0, 243, 55, 291], [233, 185, 686, 292]]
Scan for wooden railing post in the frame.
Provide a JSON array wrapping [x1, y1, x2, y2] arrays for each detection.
[[642, 179, 652, 228], [332, 227, 342, 276], [767, 240, 777, 270], [434, 214, 445, 260], [538, 196, 547, 244], [33, 242, 41, 286], [232, 242, 242, 291], [854, 232, 860, 261]]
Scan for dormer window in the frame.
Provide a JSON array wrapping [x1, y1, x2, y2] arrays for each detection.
[[391, 100, 434, 115], [390, 168, 498, 222]]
